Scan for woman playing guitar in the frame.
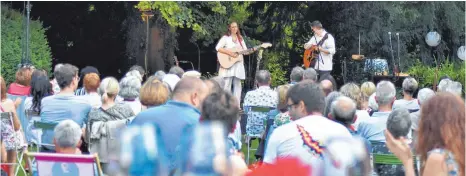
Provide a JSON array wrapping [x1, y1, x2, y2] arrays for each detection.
[[215, 22, 256, 103], [304, 21, 336, 81]]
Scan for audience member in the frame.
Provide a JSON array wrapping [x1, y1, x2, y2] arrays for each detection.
[[24, 76, 52, 144], [410, 88, 435, 142], [31, 69, 47, 81], [139, 78, 170, 109], [131, 77, 209, 169], [88, 77, 134, 170], [302, 68, 317, 82], [204, 79, 222, 94], [119, 74, 142, 114], [367, 92, 378, 115], [393, 77, 419, 111], [211, 76, 226, 89], [200, 90, 241, 152], [162, 74, 181, 92], [386, 108, 411, 141], [182, 70, 201, 78], [8, 66, 33, 96], [329, 96, 358, 134], [40, 64, 91, 152], [154, 70, 166, 81], [169, 66, 185, 78], [360, 81, 376, 110], [339, 82, 370, 129], [264, 80, 351, 170], [54, 120, 83, 154], [243, 70, 278, 139], [75, 66, 99, 96], [385, 92, 465, 176], [51, 63, 64, 94], [273, 85, 292, 128], [128, 65, 146, 79], [358, 81, 397, 142], [445, 81, 463, 97], [323, 91, 341, 118], [320, 80, 333, 96], [289, 66, 304, 85], [0, 75, 22, 176], [82, 73, 101, 108]]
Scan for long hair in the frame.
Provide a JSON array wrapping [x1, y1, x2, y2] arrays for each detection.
[[225, 22, 244, 49], [31, 76, 53, 112], [416, 92, 465, 175]]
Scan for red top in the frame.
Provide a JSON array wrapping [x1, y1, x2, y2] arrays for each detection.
[[7, 83, 30, 96]]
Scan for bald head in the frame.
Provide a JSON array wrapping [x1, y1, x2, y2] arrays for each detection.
[[320, 79, 334, 96], [172, 77, 209, 109], [330, 96, 357, 125]]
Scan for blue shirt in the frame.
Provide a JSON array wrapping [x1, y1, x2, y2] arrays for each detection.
[[357, 111, 391, 142], [40, 93, 91, 150], [131, 100, 201, 169]]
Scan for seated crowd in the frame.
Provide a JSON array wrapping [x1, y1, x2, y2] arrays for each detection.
[[0, 64, 464, 176]]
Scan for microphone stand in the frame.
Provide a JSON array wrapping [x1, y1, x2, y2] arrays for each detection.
[[388, 32, 396, 80], [396, 32, 401, 73], [242, 30, 253, 90]]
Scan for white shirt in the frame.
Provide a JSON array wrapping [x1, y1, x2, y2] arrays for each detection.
[[215, 35, 247, 50], [123, 100, 142, 115], [353, 110, 371, 130], [264, 115, 351, 166], [392, 99, 420, 111], [304, 31, 336, 71], [81, 92, 102, 108]]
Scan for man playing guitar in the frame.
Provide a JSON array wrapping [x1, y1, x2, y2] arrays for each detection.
[[304, 21, 336, 80]]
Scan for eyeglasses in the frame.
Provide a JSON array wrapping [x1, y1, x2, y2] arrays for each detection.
[[287, 102, 299, 111]]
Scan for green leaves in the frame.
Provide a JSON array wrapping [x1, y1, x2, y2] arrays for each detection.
[[1, 6, 52, 84]]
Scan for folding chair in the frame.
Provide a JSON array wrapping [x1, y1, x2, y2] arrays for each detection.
[[0, 112, 27, 176], [243, 106, 275, 164], [26, 152, 104, 176], [32, 121, 57, 152], [370, 141, 418, 176], [25, 110, 41, 145]]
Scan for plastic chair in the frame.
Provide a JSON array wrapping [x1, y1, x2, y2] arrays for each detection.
[[32, 121, 57, 152], [243, 106, 275, 164], [0, 112, 27, 176]]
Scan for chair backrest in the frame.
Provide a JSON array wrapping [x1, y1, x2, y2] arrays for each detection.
[[244, 106, 277, 131], [26, 152, 103, 176], [370, 141, 417, 176]]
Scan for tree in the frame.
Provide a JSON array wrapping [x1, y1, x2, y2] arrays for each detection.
[[1, 5, 52, 84]]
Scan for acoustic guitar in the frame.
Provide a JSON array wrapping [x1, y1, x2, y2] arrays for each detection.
[[217, 43, 272, 69], [303, 45, 319, 68]]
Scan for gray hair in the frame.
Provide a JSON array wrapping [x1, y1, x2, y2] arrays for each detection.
[[303, 68, 318, 82], [445, 81, 463, 96], [119, 75, 141, 99], [154, 70, 166, 81], [402, 77, 418, 95], [125, 70, 142, 82], [55, 64, 79, 89], [386, 108, 412, 138], [324, 91, 341, 117], [54, 63, 64, 74], [438, 79, 452, 92], [330, 96, 357, 125], [169, 66, 185, 78], [255, 70, 271, 85], [290, 66, 304, 82], [417, 88, 435, 105], [211, 76, 225, 89], [376, 81, 396, 106], [54, 120, 82, 148]]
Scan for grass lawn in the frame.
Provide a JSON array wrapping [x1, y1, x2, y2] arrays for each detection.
[[240, 137, 260, 165]]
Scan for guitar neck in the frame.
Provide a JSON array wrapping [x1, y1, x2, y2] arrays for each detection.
[[237, 45, 261, 55]]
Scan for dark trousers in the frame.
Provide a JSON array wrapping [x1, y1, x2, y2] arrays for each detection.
[[317, 70, 332, 81]]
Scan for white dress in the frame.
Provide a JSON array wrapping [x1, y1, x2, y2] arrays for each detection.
[[215, 35, 247, 80]]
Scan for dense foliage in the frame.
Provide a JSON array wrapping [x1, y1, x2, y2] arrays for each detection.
[[136, 2, 465, 87], [1, 6, 52, 84]]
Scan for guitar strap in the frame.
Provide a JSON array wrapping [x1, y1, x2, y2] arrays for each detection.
[[315, 33, 330, 66]]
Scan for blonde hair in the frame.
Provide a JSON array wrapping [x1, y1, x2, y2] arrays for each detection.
[[139, 79, 169, 107], [361, 82, 376, 101], [98, 77, 120, 100], [276, 84, 291, 111]]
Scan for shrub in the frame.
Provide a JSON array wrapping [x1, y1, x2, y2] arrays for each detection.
[[407, 58, 465, 92], [1, 5, 52, 84]]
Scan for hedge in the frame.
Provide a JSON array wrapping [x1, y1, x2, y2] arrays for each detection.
[[1, 5, 52, 84]]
